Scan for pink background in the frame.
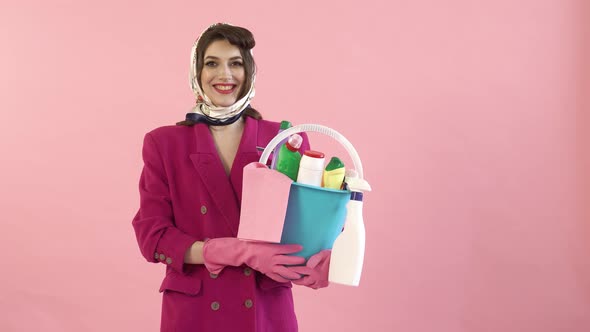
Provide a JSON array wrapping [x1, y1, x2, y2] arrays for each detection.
[[1, 0, 588, 331]]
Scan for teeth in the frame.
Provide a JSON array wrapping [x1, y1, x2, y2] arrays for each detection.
[[215, 85, 234, 91]]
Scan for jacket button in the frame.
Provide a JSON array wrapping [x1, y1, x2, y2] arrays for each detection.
[[243, 267, 252, 276], [211, 301, 220, 311], [165, 257, 172, 265], [200, 205, 207, 214], [244, 299, 253, 309], [154, 252, 159, 260], [159, 254, 166, 261], [210, 272, 218, 279]]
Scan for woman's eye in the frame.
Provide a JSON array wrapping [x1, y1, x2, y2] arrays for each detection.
[[231, 61, 244, 67], [205, 61, 217, 67]]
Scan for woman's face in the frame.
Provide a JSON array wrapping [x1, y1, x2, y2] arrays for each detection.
[[200, 39, 246, 107]]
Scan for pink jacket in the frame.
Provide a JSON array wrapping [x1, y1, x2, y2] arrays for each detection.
[[132, 116, 310, 332]]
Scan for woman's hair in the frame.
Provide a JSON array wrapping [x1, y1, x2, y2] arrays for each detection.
[[177, 24, 262, 126]]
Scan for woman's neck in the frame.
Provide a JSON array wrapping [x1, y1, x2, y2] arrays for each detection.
[[208, 116, 245, 135]]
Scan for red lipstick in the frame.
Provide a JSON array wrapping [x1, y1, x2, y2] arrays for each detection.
[[213, 84, 236, 95]]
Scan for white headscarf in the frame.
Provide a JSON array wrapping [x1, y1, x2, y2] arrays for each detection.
[[187, 23, 256, 125]]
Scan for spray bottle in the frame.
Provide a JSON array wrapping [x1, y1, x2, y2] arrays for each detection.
[[329, 169, 371, 286]]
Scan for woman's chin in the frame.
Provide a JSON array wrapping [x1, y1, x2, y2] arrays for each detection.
[[211, 98, 238, 107]]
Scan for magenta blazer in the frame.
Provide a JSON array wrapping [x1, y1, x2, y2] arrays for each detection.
[[132, 116, 310, 332]]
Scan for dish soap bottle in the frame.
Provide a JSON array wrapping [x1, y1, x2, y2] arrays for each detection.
[[275, 134, 303, 181], [322, 156, 345, 189]]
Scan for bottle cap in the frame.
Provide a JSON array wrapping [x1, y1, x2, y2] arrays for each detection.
[[303, 150, 325, 159], [350, 191, 364, 201], [301, 150, 325, 170], [279, 120, 292, 130], [325, 156, 344, 171], [286, 134, 302, 151]]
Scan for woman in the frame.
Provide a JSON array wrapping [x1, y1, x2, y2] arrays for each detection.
[[132, 23, 330, 332]]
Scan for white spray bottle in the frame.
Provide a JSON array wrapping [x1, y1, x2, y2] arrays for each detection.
[[329, 169, 371, 286]]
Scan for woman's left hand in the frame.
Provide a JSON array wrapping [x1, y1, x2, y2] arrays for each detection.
[[286, 250, 331, 289]]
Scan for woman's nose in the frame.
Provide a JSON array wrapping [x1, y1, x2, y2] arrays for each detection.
[[216, 64, 232, 77]]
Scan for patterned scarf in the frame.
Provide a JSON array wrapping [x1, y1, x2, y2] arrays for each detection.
[[186, 23, 256, 126]]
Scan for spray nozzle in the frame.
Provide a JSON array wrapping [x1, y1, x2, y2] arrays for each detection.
[[344, 169, 371, 192]]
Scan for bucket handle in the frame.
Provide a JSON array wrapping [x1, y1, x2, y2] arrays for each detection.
[[259, 124, 364, 179]]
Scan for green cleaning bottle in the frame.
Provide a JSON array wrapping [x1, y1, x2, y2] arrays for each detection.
[[270, 120, 292, 170], [322, 157, 346, 189], [275, 134, 303, 181]]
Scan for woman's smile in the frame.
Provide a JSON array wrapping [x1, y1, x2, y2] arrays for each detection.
[[213, 83, 237, 94]]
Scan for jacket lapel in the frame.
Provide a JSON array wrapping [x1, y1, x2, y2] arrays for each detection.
[[189, 123, 240, 236]]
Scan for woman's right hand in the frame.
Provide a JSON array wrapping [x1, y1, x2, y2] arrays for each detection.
[[202, 238, 306, 283]]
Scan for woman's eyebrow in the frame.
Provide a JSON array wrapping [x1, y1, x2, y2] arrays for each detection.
[[204, 55, 243, 60]]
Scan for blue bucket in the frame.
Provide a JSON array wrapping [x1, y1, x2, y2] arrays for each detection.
[[258, 123, 365, 260], [280, 182, 350, 259]]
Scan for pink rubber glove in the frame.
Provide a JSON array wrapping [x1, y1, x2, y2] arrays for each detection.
[[287, 250, 331, 289], [202, 238, 306, 283]]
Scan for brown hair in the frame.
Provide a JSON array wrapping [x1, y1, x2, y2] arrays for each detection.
[[177, 24, 262, 126]]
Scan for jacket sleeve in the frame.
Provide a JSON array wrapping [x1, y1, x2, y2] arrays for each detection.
[[132, 132, 198, 275]]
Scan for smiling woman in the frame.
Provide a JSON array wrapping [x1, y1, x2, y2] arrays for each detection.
[[131, 23, 324, 332]]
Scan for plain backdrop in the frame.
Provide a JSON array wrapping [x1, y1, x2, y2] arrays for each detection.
[[0, 0, 588, 331]]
